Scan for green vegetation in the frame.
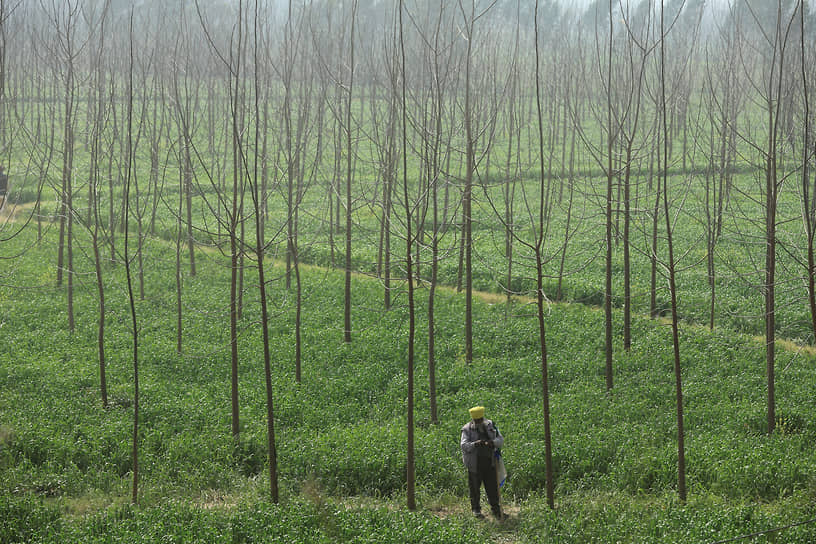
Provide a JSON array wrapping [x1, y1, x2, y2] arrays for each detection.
[[2, 220, 816, 542], [2, 1, 815, 540], [11, 135, 814, 342]]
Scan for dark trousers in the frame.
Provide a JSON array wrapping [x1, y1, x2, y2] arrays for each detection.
[[468, 455, 500, 514]]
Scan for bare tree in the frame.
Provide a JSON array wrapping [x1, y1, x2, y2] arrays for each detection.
[[800, 0, 816, 342], [458, 0, 497, 365], [227, 0, 247, 440], [700, 15, 745, 329], [476, 0, 558, 508], [85, 0, 111, 408], [250, 0, 280, 503], [601, 0, 617, 389], [344, 0, 358, 343], [618, 0, 655, 352], [123, 9, 140, 504], [40, 0, 85, 333], [168, 4, 210, 354], [276, 0, 316, 382], [282, 0, 297, 291], [659, 0, 687, 503], [192, 0, 253, 440], [170, 6, 200, 279], [761, 1, 798, 433], [396, 1, 417, 511], [575, 0, 619, 389], [728, 0, 800, 433], [369, 32, 398, 311], [421, 0, 457, 425], [501, 2, 523, 312], [532, 0, 556, 508]]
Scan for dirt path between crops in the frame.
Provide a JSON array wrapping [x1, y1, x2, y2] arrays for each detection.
[[0, 200, 39, 224], [429, 503, 522, 542]]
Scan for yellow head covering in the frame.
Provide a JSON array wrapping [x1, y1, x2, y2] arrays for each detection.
[[469, 406, 485, 419]]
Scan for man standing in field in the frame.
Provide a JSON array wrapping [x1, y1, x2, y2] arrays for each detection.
[[460, 405, 504, 519]]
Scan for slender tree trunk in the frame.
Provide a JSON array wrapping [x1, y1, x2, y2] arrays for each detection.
[[344, 0, 357, 344], [556, 116, 576, 302], [665, 145, 687, 504], [462, 0, 475, 366], [428, 3, 445, 425], [184, 135, 196, 276], [228, 1, 246, 440], [623, 142, 632, 352], [176, 137, 184, 354], [56, 29, 76, 334], [534, 0, 555, 509], [258, 214, 279, 504], [803, 2, 816, 343], [764, 3, 790, 433], [504, 76, 516, 310], [383, 116, 395, 311], [58, 112, 67, 285], [399, 0, 416, 510], [228, 218, 240, 437], [765, 95, 777, 434], [660, 3, 686, 502], [124, 14, 140, 504], [544, 88, 556, 219], [428, 170, 439, 423], [603, 0, 614, 390], [90, 24, 107, 408], [284, 0, 295, 290], [384, 144, 393, 310], [66, 101, 75, 333], [148, 132, 160, 235], [457, 202, 465, 293], [251, 0, 278, 501], [91, 135, 107, 411], [108, 80, 116, 262], [650, 130, 661, 318], [37, 86, 56, 242], [706, 121, 717, 330], [295, 244, 302, 382], [330, 110, 338, 267], [261, 96, 269, 236], [136, 173, 145, 301]]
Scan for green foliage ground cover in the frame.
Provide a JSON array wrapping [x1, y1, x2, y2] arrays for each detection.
[[8, 100, 815, 344], [1, 224, 816, 542]]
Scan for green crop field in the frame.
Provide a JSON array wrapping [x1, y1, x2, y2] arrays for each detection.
[[3, 0, 816, 542], [2, 204, 816, 542]]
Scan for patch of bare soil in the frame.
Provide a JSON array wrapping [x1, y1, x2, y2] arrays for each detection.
[[0, 200, 38, 223], [434, 502, 519, 516]]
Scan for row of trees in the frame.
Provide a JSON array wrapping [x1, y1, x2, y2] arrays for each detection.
[[1, 0, 815, 509]]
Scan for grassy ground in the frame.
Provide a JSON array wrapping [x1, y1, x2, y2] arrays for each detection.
[[2, 218, 816, 542]]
